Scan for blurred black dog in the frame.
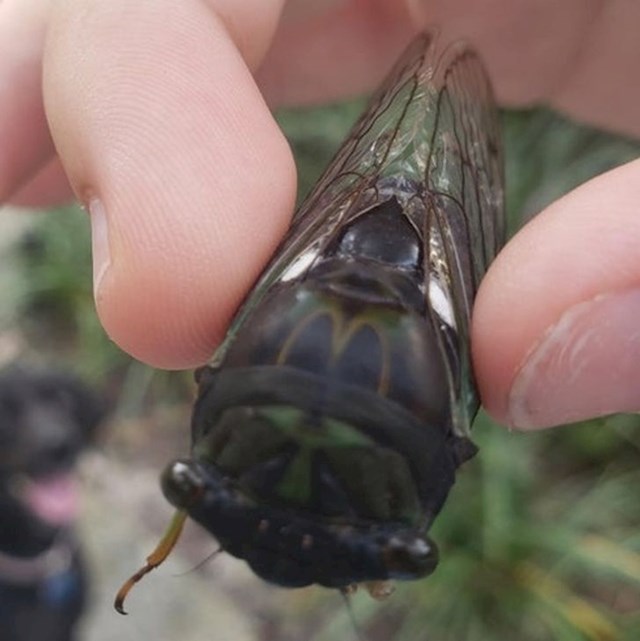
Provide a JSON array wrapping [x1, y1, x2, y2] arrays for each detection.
[[0, 366, 105, 641]]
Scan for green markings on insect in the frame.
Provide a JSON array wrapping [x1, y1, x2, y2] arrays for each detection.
[[115, 28, 504, 612], [194, 404, 422, 524]]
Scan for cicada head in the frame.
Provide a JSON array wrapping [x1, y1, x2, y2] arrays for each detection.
[[160, 455, 440, 589]]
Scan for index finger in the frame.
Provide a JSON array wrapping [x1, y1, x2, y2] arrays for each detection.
[[44, 0, 295, 368]]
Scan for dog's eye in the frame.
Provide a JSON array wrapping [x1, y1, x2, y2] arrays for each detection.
[[38, 385, 72, 407], [0, 396, 21, 415]]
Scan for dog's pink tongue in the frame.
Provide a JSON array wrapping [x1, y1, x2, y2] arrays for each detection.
[[24, 475, 79, 526]]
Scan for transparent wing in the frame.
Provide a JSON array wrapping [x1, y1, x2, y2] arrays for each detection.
[[212, 31, 505, 433]]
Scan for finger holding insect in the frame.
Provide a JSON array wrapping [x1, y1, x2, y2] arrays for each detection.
[[44, 0, 296, 369], [261, 1, 640, 139], [474, 159, 640, 430]]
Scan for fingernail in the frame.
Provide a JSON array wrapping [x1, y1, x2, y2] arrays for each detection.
[[87, 197, 111, 298], [508, 290, 640, 429]]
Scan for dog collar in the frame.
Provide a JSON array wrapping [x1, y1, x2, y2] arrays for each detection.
[[0, 536, 73, 586]]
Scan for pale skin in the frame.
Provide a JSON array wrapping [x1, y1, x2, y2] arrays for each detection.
[[1, 0, 639, 430]]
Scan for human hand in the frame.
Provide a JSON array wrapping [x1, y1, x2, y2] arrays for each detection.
[[1, 0, 639, 430]]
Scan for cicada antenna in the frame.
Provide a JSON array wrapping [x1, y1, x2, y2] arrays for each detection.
[[172, 546, 223, 577]]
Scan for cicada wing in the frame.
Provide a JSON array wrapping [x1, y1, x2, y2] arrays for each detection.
[[420, 42, 504, 436], [210, 31, 442, 363], [424, 43, 504, 311], [211, 31, 506, 441]]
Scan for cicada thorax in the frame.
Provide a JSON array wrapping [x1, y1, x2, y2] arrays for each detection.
[[168, 198, 476, 588]]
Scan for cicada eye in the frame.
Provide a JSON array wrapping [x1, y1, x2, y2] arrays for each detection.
[[161, 459, 205, 509], [384, 534, 439, 579]]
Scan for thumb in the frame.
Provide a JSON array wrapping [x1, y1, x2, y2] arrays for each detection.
[[473, 158, 640, 429]]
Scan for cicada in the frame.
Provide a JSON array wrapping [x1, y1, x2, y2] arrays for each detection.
[[116, 30, 504, 612]]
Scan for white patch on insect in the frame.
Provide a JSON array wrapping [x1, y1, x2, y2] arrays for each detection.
[[280, 248, 319, 282], [429, 278, 456, 329], [365, 580, 395, 600]]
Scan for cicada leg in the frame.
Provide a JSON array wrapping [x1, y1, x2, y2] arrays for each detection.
[[114, 509, 188, 614]]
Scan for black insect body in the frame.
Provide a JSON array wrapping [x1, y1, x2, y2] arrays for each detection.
[[116, 30, 504, 611]]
